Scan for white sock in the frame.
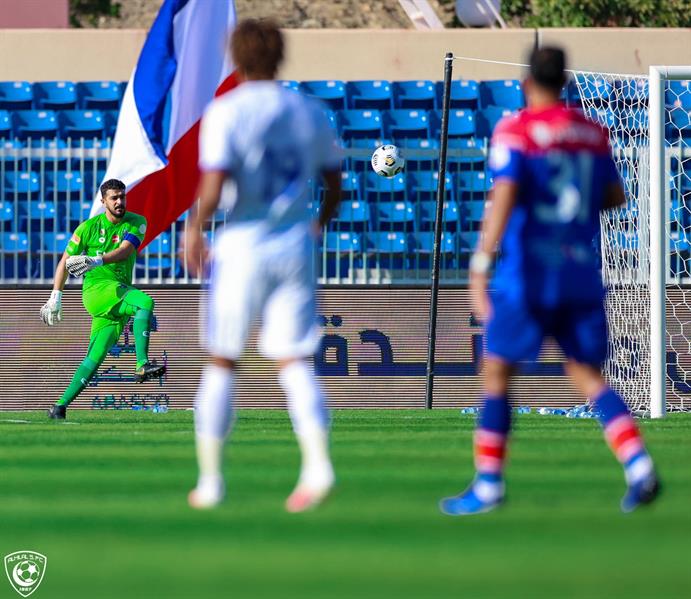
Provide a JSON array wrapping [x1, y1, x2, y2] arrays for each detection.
[[280, 361, 334, 490], [194, 364, 235, 487]]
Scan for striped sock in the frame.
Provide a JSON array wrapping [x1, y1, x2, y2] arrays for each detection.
[[595, 388, 653, 484], [473, 394, 511, 498]]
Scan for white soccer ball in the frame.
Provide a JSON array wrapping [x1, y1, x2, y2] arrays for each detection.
[[371, 144, 405, 178]]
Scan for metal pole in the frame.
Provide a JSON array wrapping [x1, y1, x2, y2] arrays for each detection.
[[425, 52, 453, 409], [649, 66, 666, 418]]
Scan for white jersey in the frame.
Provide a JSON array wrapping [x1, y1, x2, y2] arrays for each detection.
[[199, 80, 340, 231]]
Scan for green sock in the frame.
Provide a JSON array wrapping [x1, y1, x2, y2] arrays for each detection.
[[133, 308, 153, 369], [58, 358, 98, 407]]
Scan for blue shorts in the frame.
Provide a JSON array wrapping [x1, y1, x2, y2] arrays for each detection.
[[485, 293, 609, 366]]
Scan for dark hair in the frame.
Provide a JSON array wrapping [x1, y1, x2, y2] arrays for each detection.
[[231, 19, 284, 79], [529, 47, 567, 92], [100, 178, 126, 198]]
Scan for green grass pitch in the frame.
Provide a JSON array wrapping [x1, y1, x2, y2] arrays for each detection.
[[1, 410, 689, 599]]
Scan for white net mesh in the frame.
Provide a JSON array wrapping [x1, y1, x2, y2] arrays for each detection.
[[575, 71, 691, 414]]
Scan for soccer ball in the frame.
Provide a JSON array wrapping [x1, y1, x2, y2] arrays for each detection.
[[371, 144, 405, 178], [15, 560, 40, 584]]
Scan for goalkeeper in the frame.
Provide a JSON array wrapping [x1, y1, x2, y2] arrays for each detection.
[[41, 178, 165, 420]]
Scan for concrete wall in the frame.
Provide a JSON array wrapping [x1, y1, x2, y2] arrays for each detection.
[[0, 28, 688, 82]]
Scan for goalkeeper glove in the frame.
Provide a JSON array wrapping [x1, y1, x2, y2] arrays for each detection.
[[40, 290, 63, 326], [66, 255, 103, 277]]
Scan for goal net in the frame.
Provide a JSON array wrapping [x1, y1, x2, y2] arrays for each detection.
[[574, 68, 691, 415]]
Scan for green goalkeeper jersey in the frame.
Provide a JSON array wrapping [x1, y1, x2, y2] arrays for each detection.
[[66, 211, 147, 290]]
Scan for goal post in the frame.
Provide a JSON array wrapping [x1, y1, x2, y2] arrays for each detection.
[[649, 66, 691, 418]]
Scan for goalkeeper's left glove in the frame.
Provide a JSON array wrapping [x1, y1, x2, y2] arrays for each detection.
[[66, 255, 103, 277], [40, 290, 63, 326]]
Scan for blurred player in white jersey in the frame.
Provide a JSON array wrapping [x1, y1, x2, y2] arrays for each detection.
[[184, 19, 342, 512]]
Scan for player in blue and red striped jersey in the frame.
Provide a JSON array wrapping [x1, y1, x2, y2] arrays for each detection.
[[440, 47, 660, 516]]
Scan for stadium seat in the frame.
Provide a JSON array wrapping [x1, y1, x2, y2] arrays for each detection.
[[459, 230, 480, 262], [585, 107, 616, 130], [0, 110, 10, 139], [418, 200, 460, 230], [278, 80, 300, 92], [668, 108, 691, 142], [479, 80, 524, 110], [0, 201, 16, 230], [408, 170, 454, 202], [461, 200, 487, 230], [59, 110, 105, 139], [338, 109, 383, 141], [65, 200, 93, 226], [365, 231, 409, 269], [346, 137, 391, 172], [33, 81, 77, 109], [665, 81, 691, 109], [364, 171, 406, 202], [446, 137, 486, 171], [346, 80, 393, 110], [323, 109, 339, 132], [340, 170, 362, 200], [27, 201, 58, 230], [323, 231, 362, 279], [458, 171, 492, 199], [383, 109, 430, 140], [103, 110, 119, 138], [300, 80, 346, 110], [431, 108, 475, 138], [77, 81, 122, 109], [39, 231, 71, 275], [399, 138, 439, 170], [45, 171, 84, 202], [12, 110, 58, 140], [476, 106, 513, 139], [617, 79, 649, 105], [437, 80, 480, 110], [1, 231, 29, 278], [374, 201, 415, 230], [333, 200, 370, 231], [4, 171, 39, 197], [565, 79, 582, 108], [136, 232, 175, 278], [0, 81, 33, 110], [393, 80, 436, 110], [574, 76, 613, 105], [0, 139, 25, 172], [410, 231, 457, 269]]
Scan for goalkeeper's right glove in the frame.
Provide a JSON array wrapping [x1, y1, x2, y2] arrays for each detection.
[[66, 254, 103, 277], [40, 290, 63, 326]]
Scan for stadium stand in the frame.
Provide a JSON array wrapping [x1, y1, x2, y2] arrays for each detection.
[[0, 77, 689, 284]]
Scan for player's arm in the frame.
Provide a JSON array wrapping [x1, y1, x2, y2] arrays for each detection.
[[317, 168, 342, 230], [101, 240, 136, 264]]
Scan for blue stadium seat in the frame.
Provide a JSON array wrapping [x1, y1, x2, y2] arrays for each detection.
[[479, 80, 524, 110], [384, 109, 430, 140], [45, 171, 84, 203], [278, 80, 300, 92], [446, 137, 486, 171], [42, 231, 70, 253], [325, 231, 361, 254], [374, 201, 415, 230], [333, 200, 370, 231], [408, 170, 454, 202], [665, 81, 691, 109], [410, 231, 457, 268], [339, 109, 383, 141], [668, 108, 691, 142], [393, 80, 436, 109], [65, 200, 93, 226], [366, 231, 409, 268], [0, 81, 32, 110], [575, 76, 613, 105], [26, 139, 70, 173], [418, 200, 460, 230], [136, 232, 175, 278], [300, 80, 346, 110], [38, 230, 71, 275], [476, 106, 513, 139], [59, 110, 105, 139], [458, 171, 492, 201], [399, 138, 439, 170], [27, 201, 58, 230], [0, 201, 16, 230], [584, 107, 616, 130], [461, 201, 487, 230], [432, 108, 475, 138], [459, 230, 480, 260], [12, 110, 58, 140], [323, 109, 339, 132], [565, 79, 582, 108], [438, 80, 480, 110], [4, 171, 39, 197], [77, 81, 122, 109], [346, 137, 391, 172], [0, 110, 10, 139], [103, 110, 119, 137], [33, 81, 77, 109], [364, 171, 406, 201], [340, 170, 362, 200], [617, 79, 648, 105], [1, 232, 29, 278], [346, 80, 393, 110], [0, 139, 25, 171]]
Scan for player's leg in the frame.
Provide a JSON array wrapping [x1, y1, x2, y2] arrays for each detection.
[[566, 360, 660, 512], [440, 293, 542, 516], [189, 242, 259, 509], [49, 319, 123, 419], [112, 287, 163, 380], [557, 303, 660, 512], [261, 240, 333, 513]]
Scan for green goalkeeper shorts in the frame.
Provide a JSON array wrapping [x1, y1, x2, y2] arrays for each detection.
[[83, 281, 152, 336]]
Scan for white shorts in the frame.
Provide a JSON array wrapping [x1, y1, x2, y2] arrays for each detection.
[[203, 223, 320, 361]]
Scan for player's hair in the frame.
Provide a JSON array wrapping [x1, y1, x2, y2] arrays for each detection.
[[529, 47, 567, 93], [100, 178, 126, 199], [231, 19, 284, 79]]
